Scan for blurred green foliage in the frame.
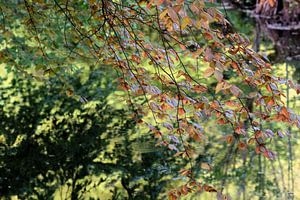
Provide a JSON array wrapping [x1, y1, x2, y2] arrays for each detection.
[[0, 67, 179, 199]]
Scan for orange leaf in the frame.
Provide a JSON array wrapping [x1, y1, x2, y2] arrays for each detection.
[[131, 54, 141, 64], [179, 169, 191, 176], [268, 0, 276, 7], [168, 192, 178, 200], [226, 135, 234, 144], [193, 133, 202, 142], [204, 185, 217, 192], [231, 61, 239, 69], [225, 100, 239, 107], [217, 118, 226, 124], [181, 185, 189, 195], [266, 84, 272, 93], [255, 146, 261, 154], [193, 85, 207, 93], [203, 32, 213, 40], [281, 107, 289, 118], [204, 67, 215, 78]]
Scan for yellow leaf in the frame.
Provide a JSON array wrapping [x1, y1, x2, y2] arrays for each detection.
[[66, 89, 74, 97], [181, 16, 191, 30], [215, 82, 223, 94], [159, 9, 168, 20]]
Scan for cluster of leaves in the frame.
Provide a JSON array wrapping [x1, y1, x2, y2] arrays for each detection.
[[1, 0, 300, 199]]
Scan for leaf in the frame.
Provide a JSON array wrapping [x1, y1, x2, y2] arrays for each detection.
[[268, 0, 275, 7], [178, 108, 185, 116], [215, 82, 223, 93], [204, 185, 217, 192], [204, 67, 214, 78], [231, 61, 239, 69], [204, 48, 213, 62], [192, 133, 202, 142], [225, 100, 239, 107], [248, 92, 257, 98], [238, 142, 247, 150], [66, 89, 74, 97], [131, 54, 141, 64], [226, 135, 234, 144], [255, 146, 261, 154], [214, 70, 223, 82], [190, 2, 200, 14], [181, 16, 191, 30], [181, 185, 189, 195], [203, 32, 213, 40], [168, 7, 179, 24], [230, 85, 241, 97], [235, 127, 246, 135], [179, 169, 191, 176], [193, 85, 207, 93], [265, 129, 274, 138], [159, 9, 168, 19], [281, 107, 290, 118], [201, 162, 212, 170], [266, 84, 272, 93], [168, 192, 177, 200], [217, 118, 226, 124], [277, 130, 285, 138]]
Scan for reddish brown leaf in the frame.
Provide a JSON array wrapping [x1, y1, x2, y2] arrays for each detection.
[[203, 32, 213, 40], [168, 7, 179, 24], [281, 107, 289, 119], [178, 108, 185, 116], [238, 142, 247, 150]]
